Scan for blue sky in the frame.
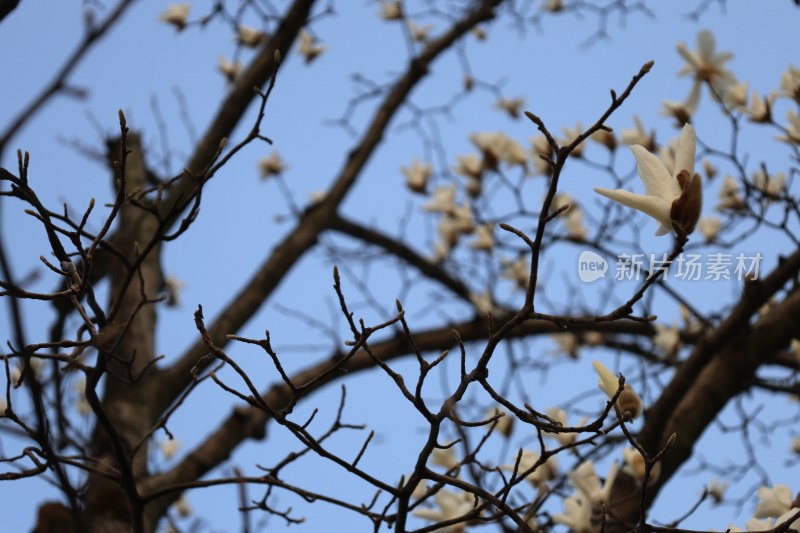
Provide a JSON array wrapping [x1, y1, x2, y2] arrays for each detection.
[[1, 1, 798, 531]]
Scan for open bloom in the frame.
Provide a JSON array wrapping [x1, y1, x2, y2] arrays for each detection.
[[754, 484, 793, 518], [259, 151, 285, 178], [502, 450, 558, 488], [412, 488, 477, 532], [424, 184, 457, 214], [569, 460, 620, 508], [620, 115, 656, 151], [237, 25, 267, 47], [777, 110, 800, 145], [593, 360, 643, 420], [495, 97, 525, 119], [159, 3, 190, 31], [378, 0, 403, 20], [552, 493, 592, 533], [217, 56, 243, 83], [594, 123, 701, 236], [676, 30, 736, 101], [298, 31, 326, 64], [401, 159, 432, 194]]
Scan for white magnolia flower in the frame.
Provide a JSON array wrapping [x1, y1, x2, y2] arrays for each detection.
[[237, 25, 267, 47], [164, 274, 186, 307], [486, 407, 513, 437], [378, 1, 403, 21], [495, 97, 525, 119], [724, 81, 749, 110], [584, 331, 605, 346], [470, 132, 527, 170], [217, 56, 243, 83], [653, 323, 681, 358], [569, 460, 620, 508], [717, 175, 745, 210], [259, 151, 285, 178], [551, 192, 573, 214], [560, 123, 586, 157], [551, 332, 579, 359], [777, 110, 800, 145], [453, 154, 483, 180], [298, 30, 326, 64], [746, 92, 772, 123], [412, 488, 476, 532], [159, 3, 190, 31], [530, 135, 554, 175], [620, 115, 656, 151], [707, 479, 729, 504], [754, 484, 793, 518], [622, 447, 660, 484], [703, 159, 718, 181], [746, 518, 775, 531], [594, 124, 701, 236], [470, 224, 494, 251], [501, 257, 529, 290], [776, 508, 800, 531], [545, 407, 585, 446], [752, 169, 786, 199], [676, 30, 736, 102], [409, 478, 427, 500], [401, 159, 432, 194], [593, 360, 643, 420], [160, 439, 182, 461], [424, 184, 457, 214], [698, 217, 722, 242], [552, 492, 592, 533], [657, 138, 679, 175], [777, 65, 800, 103], [173, 496, 192, 517], [591, 128, 616, 151], [564, 207, 588, 240], [502, 450, 558, 488], [661, 92, 699, 125], [408, 21, 433, 42], [469, 291, 494, 316], [431, 447, 459, 470], [450, 204, 474, 235], [542, 0, 566, 13]]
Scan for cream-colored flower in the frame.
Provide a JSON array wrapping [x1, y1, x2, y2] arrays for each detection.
[[407, 21, 433, 42], [495, 97, 525, 120], [746, 518, 775, 531], [564, 207, 588, 240], [409, 478, 427, 500], [298, 30, 326, 64], [661, 93, 699, 125], [160, 439, 181, 461], [560, 122, 586, 157], [584, 331, 604, 346], [470, 224, 494, 251], [746, 92, 772, 123], [777, 110, 800, 145], [217, 56, 243, 83], [470, 132, 527, 170], [703, 159, 718, 181], [723, 81, 749, 110], [159, 3, 190, 31], [469, 291, 494, 316], [777, 509, 800, 532], [777, 65, 800, 103], [259, 151, 285, 178], [591, 128, 616, 151], [545, 407, 585, 446], [551, 192, 572, 214], [173, 496, 192, 517], [622, 447, 660, 484], [595, 124, 701, 236], [752, 169, 786, 199], [378, 1, 403, 21], [237, 25, 267, 47], [707, 479, 729, 504], [653, 323, 680, 358], [569, 460, 619, 508], [698, 217, 722, 242], [502, 450, 558, 488], [552, 493, 592, 533], [412, 488, 476, 532], [423, 184, 457, 214], [676, 30, 736, 102], [487, 407, 513, 437], [593, 360, 643, 420], [552, 333, 579, 359], [501, 257, 529, 290], [542, 0, 566, 13], [164, 274, 186, 307], [716, 175, 745, 210], [620, 115, 656, 152], [754, 484, 793, 518], [453, 154, 483, 180], [431, 447, 459, 470], [401, 159, 432, 194], [530, 135, 554, 176]]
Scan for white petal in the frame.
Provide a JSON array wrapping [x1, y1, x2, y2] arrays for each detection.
[[675, 123, 697, 176], [629, 146, 676, 200], [594, 188, 672, 233], [697, 30, 715, 60]]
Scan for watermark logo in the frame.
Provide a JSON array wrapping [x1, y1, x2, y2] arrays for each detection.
[[577, 251, 762, 282], [577, 251, 608, 283]]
